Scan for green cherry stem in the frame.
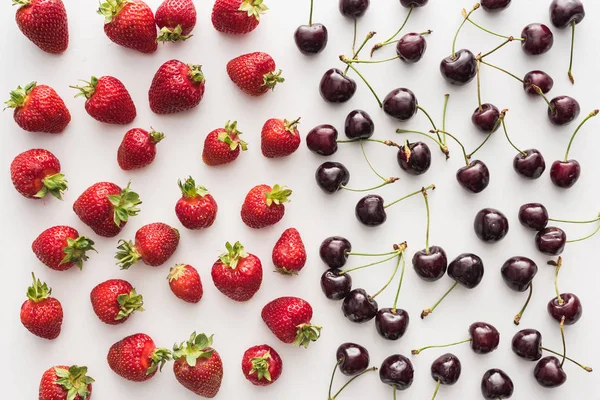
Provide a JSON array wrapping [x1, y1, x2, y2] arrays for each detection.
[[568, 21, 576, 84], [391, 252, 406, 311], [432, 129, 469, 165], [371, 5, 414, 55], [467, 109, 507, 159], [476, 58, 482, 109], [328, 359, 341, 400], [549, 214, 600, 224], [514, 282, 533, 325], [340, 253, 401, 275], [559, 316, 567, 368], [341, 178, 399, 193], [417, 106, 438, 131], [346, 250, 400, 257], [422, 188, 431, 253], [412, 337, 472, 355], [384, 184, 435, 209], [420, 281, 458, 318], [360, 140, 386, 181], [337, 138, 401, 149], [552, 257, 563, 304], [431, 380, 441, 400], [465, 16, 524, 41], [478, 58, 524, 84], [344, 31, 377, 75], [340, 56, 383, 107], [331, 367, 378, 400], [396, 129, 449, 158], [501, 117, 526, 156], [563, 109, 599, 161], [352, 18, 357, 53], [370, 244, 407, 300], [540, 347, 593, 372], [441, 94, 450, 145], [479, 37, 516, 59], [346, 55, 400, 64], [308, 0, 314, 25], [452, 4, 480, 58], [566, 222, 600, 243], [392, 385, 397, 400]]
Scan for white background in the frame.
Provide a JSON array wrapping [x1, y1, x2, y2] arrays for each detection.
[[1, 0, 599, 398]]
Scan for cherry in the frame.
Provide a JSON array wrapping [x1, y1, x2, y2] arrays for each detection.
[[511, 329, 543, 361], [306, 124, 338, 155], [501, 257, 537, 292], [456, 160, 490, 193], [396, 32, 427, 63], [321, 269, 352, 300], [379, 355, 414, 391], [412, 322, 499, 355], [550, 160, 580, 188], [440, 49, 477, 85], [547, 293, 582, 325], [481, 369, 514, 399], [523, 70, 553, 94], [548, 95, 580, 125], [355, 195, 386, 226], [339, 0, 369, 18], [376, 308, 409, 340], [474, 208, 509, 243], [400, 0, 428, 7], [521, 23, 554, 55], [342, 288, 378, 323], [514, 149, 546, 179], [319, 68, 357, 103], [518, 203, 548, 231], [315, 162, 350, 194], [319, 236, 351, 269], [431, 353, 461, 385], [534, 356, 567, 388], [481, 0, 511, 12], [412, 246, 447, 282], [336, 343, 370, 376], [295, 24, 328, 55], [536, 227, 566, 255], [472, 104, 501, 133], [382, 88, 418, 121], [345, 109, 374, 139], [397, 141, 431, 175], [550, 0, 585, 83]]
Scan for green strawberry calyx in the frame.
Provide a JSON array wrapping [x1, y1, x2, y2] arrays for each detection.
[[293, 323, 322, 349], [116, 288, 144, 320], [157, 25, 192, 43], [4, 81, 35, 109], [54, 365, 95, 400], [178, 176, 210, 198], [36, 173, 68, 200], [238, 0, 268, 21], [265, 184, 292, 207], [173, 332, 215, 367], [107, 181, 142, 227], [12, 0, 32, 7], [217, 120, 248, 152], [262, 70, 285, 91], [70, 77, 99, 100], [115, 240, 141, 270], [188, 64, 205, 84], [60, 236, 97, 270], [147, 348, 173, 375], [97, 0, 130, 24], [168, 264, 188, 282], [26, 272, 52, 303], [149, 128, 165, 144], [249, 351, 272, 382], [284, 117, 301, 134], [219, 241, 248, 269]]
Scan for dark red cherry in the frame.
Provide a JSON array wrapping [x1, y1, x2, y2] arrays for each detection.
[[320, 236, 351, 269], [521, 23, 554, 55], [481, 0, 511, 12], [431, 353, 462, 385], [523, 70, 554, 94], [345, 109, 374, 139], [375, 308, 410, 340], [547, 292, 583, 325], [471, 104, 501, 133], [481, 369, 514, 399], [400, 0, 428, 7], [474, 208, 509, 243], [550, 160, 581, 188], [319, 68, 357, 103], [397, 141, 431, 175], [548, 95, 580, 125], [396, 33, 427, 63], [342, 288, 378, 323], [315, 161, 350, 194], [456, 160, 490, 193], [511, 329, 543, 361], [412, 246, 447, 282], [379, 354, 414, 390], [321, 269, 352, 300], [439, 49, 477, 86], [336, 342, 370, 376], [469, 322, 500, 354], [382, 88, 418, 121], [501, 257, 538, 292], [295, 24, 328, 55], [513, 149, 546, 179], [355, 195, 387, 226], [448, 253, 484, 289], [550, 0, 585, 28], [534, 356, 567, 387], [535, 227, 566, 255], [306, 124, 338, 155], [339, 0, 370, 17], [518, 203, 548, 231]]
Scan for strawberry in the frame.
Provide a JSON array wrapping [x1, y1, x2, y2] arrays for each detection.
[[14, 0, 68, 54], [202, 121, 248, 166], [155, 0, 197, 42], [226, 52, 284, 96], [240, 184, 292, 229], [168, 264, 203, 303], [173, 332, 223, 398], [261, 297, 321, 348], [5, 82, 70, 133], [32, 226, 96, 271], [73, 181, 141, 238], [211, 0, 267, 35], [261, 117, 301, 158], [10, 149, 67, 200], [39, 365, 94, 400], [71, 76, 136, 125], [117, 128, 165, 170], [241, 344, 283, 386], [107, 333, 172, 382], [175, 177, 218, 229], [90, 279, 144, 325], [116, 222, 180, 269], [211, 241, 263, 302], [149, 59, 205, 114], [97, 0, 157, 53], [272, 228, 306, 275], [20, 273, 63, 340]]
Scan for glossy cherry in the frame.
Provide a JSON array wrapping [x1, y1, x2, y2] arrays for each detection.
[[320, 236, 351, 269], [321, 269, 352, 300], [295, 24, 328, 55], [474, 208, 509, 243], [412, 246, 447, 282], [345, 109, 374, 139], [397, 141, 431, 175], [339, 0, 370, 17], [382, 88, 418, 121], [550, 0, 585, 27], [547, 293, 582, 325], [320, 68, 357, 103], [550, 160, 580, 188], [355, 195, 387, 226], [379, 355, 414, 390], [534, 356, 567, 388], [342, 288, 378, 323], [336, 342, 370, 376], [315, 162, 350, 194], [456, 160, 490, 193], [449, 253, 484, 288], [400, 0, 428, 7], [481, 0, 511, 12], [514, 149, 546, 179], [306, 124, 338, 155], [375, 308, 409, 340], [521, 23, 554, 55], [481, 369, 514, 399], [548, 95, 580, 125], [469, 322, 500, 354], [518, 203, 548, 231], [396, 33, 427, 63], [511, 329, 543, 361], [523, 70, 554, 94], [501, 257, 538, 292], [431, 353, 462, 385], [472, 104, 501, 133], [535, 227, 566, 255], [440, 49, 477, 85]]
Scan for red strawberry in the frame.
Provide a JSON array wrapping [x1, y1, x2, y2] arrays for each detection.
[[149, 59, 205, 114], [14, 0, 68, 54], [261, 117, 301, 158], [241, 344, 283, 386], [211, 241, 263, 301], [116, 222, 180, 269], [240, 184, 292, 229], [71, 76, 136, 125], [272, 228, 307, 275], [39, 365, 94, 400], [175, 177, 218, 229], [202, 121, 248, 166], [20, 273, 63, 340], [97, 0, 157, 53], [107, 333, 172, 382], [90, 279, 144, 325], [5, 82, 70, 133], [226, 52, 284, 96], [156, 0, 197, 42], [32, 226, 96, 271], [173, 332, 223, 398], [117, 128, 165, 170], [10, 149, 67, 200], [212, 0, 267, 35], [73, 181, 141, 238], [261, 297, 321, 347], [168, 264, 203, 303]]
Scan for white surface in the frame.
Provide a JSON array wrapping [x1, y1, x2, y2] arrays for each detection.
[[1, 0, 600, 398]]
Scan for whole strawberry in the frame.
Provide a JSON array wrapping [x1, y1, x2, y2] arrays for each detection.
[[97, 0, 157, 53], [107, 333, 172, 382], [226, 52, 284, 96], [272, 228, 306, 275], [20, 273, 63, 340], [156, 0, 197, 42], [212, 0, 267, 35], [116, 222, 180, 269], [211, 241, 262, 302], [14, 0, 68, 54], [73, 181, 141, 238], [202, 121, 248, 166], [39, 365, 94, 400], [5, 82, 70, 133], [32, 226, 96, 271], [117, 128, 165, 170], [168, 264, 203, 303], [173, 332, 223, 398], [261, 117, 301, 158], [175, 177, 218, 229], [261, 297, 321, 348], [240, 184, 292, 229], [71, 76, 136, 124], [90, 279, 144, 325], [149, 60, 205, 114], [10, 149, 67, 200], [241, 345, 283, 386]]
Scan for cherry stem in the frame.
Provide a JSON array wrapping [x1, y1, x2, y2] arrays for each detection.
[[478, 59, 524, 84], [347, 55, 400, 64], [501, 117, 526, 156], [476, 59, 482, 109], [341, 178, 399, 193], [346, 250, 399, 257], [337, 138, 400, 148], [564, 109, 599, 161], [479, 37, 515, 59], [566, 222, 600, 243], [340, 252, 401, 275], [422, 188, 431, 253], [431, 380, 441, 400], [344, 31, 377, 75], [331, 367, 378, 400], [442, 94, 450, 145], [514, 282, 533, 325], [341, 57, 383, 107], [352, 18, 357, 53], [549, 215, 600, 224], [392, 385, 397, 400], [467, 110, 506, 159], [370, 247, 405, 300], [540, 347, 593, 372], [559, 317, 566, 368], [396, 129, 450, 159], [371, 5, 414, 56], [391, 252, 406, 311], [465, 17, 524, 41], [421, 281, 458, 319], [553, 257, 563, 305], [385, 184, 435, 209], [433, 129, 468, 166], [452, 4, 480, 58], [417, 106, 438, 131], [328, 360, 341, 400], [308, 0, 313, 26], [568, 21, 576, 84], [360, 140, 387, 182], [412, 337, 472, 355]]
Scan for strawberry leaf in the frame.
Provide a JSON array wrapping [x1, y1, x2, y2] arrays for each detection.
[[293, 323, 322, 348], [249, 351, 272, 381], [54, 365, 94, 400], [172, 332, 215, 366], [4, 81, 35, 109], [26, 273, 52, 302], [178, 176, 210, 198], [262, 69, 284, 91], [238, 0, 268, 20], [115, 240, 141, 270], [265, 184, 292, 206], [108, 182, 142, 227], [35, 173, 68, 200], [116, 289, 144, 320], [219, 241, 248, 269], [147, 348, 172, 375], [60, 236, 97, 270]]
